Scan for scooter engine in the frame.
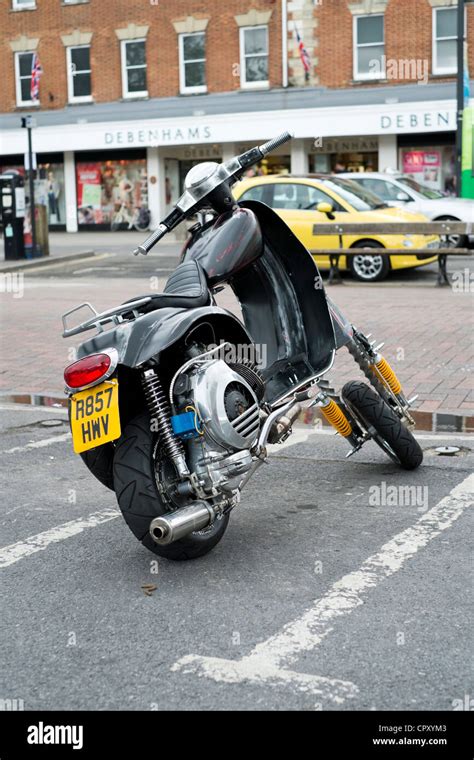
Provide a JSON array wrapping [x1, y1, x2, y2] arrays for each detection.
[[173, 359, 262, 494]]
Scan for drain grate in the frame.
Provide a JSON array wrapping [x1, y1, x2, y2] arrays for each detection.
[[426, 445, 471, 457]]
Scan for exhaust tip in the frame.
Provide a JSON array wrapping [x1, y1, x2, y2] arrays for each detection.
[[150, 518, 170, 545], [149, 502, 214, 546]]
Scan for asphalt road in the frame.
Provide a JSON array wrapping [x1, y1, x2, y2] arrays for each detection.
[[1, 402, 472, 711]]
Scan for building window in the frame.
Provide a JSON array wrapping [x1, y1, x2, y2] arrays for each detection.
[[121, 39, 148, 98], [179, 33, 206, 94], [353, 14, 385, 80], [433, 7, 457, 75], [67, 45, 92, 102], [240, 25, 269, 89], [14, 52, 36, 106], [12, 0, 36, 9]]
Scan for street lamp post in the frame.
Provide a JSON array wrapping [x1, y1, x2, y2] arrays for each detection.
[[21, 115, 37, 257]]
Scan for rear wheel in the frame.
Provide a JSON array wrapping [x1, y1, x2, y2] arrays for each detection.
[[80, 444, 115, 490], [342, 380, 423, 470], [349, 241, 390, 282], [113, 413, 229, 560]]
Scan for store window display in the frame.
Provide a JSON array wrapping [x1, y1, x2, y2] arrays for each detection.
[[76, 156, 148, 228], [0, 159, 65, 227]]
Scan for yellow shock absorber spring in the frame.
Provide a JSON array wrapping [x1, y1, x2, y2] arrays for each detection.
[[372, 354, 402, 395], [320, 398, 352, 437]]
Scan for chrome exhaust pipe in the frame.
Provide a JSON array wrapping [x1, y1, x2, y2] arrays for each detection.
[[149, 502, 215, 546]]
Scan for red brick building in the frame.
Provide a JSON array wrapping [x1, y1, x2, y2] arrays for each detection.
[[288, 0, 474, 89], [0, 0, 472, 231], [0, 0, 283, 110]]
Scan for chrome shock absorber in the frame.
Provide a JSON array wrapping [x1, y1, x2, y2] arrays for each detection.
[[141, 369, 190, 479]]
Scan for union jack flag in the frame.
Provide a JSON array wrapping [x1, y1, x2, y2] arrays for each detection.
[[30, 52, 42, 102], [295, 28, 311, 80]]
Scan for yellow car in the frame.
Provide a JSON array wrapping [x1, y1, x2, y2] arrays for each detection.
[[233, 174, 439, 282]]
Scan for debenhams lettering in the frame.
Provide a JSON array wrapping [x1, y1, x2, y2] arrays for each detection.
[[380, 111, 452, 130], [104, 125, 212, 146]]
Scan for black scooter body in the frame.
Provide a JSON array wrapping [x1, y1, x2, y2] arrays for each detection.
[[77, 201, 342, 405]]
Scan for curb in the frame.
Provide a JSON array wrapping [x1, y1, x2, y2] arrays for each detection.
[[301, 406, 474, 435], [0, 250, 95, 273], [0, 392, 472, 434]]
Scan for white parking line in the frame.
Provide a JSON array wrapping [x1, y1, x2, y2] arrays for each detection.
[[3, 432, 71, 454], [0, 509, 120, 568], [172, 473, 474, 702]]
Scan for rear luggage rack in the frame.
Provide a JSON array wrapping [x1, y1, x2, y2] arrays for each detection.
[[62, 298, 152, 338]]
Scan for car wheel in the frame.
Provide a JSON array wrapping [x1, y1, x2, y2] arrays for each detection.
[[348, 241, 390, 282], [435, 216, 467, 249]]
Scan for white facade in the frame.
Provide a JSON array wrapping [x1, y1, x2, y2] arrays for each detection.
[[0, 97, 458, 231]]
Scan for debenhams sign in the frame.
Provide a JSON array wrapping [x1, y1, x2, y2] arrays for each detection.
[[104, 125, 212, 146], [380, 110, 454, 130]]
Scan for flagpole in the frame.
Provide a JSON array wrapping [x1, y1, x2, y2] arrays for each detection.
[[455, 0, 465, 197]]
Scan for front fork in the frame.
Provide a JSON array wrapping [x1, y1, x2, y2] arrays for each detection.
[[312, 326, 416, 456], [348, 327, 417, 427]]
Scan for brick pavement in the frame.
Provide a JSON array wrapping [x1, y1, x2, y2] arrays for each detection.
[[0, 277, 472, 420]]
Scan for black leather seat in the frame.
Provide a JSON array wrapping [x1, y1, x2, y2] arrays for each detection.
[[124, 259, 210, 313]]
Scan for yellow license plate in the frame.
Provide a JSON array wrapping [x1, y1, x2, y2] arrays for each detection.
[[70, 379, 121, 454]]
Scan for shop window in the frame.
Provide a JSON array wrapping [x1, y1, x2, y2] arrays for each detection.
[[121, 39, 148, 98], [67, 45, 92, 103], [76, 157, 148, 228], [12, 0, 36, 9], [14, 52, 36, 106], [270, 183, 337, 211], [433, 7, 458, 75], [353, 14, 385, 80], [240, 26, 269, 89], [179, 33, 206, 94], [0, 158, 66, 227]]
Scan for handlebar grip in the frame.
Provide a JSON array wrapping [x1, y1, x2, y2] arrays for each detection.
[[133, 224, 167, 256], [259, 131, 292, 156], [132, 207, 183, 256]]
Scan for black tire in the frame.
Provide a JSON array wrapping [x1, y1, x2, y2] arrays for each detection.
[[342, 380, 423, 470], [113, 413, 229, 561], [348, 241, 390, 282], [80, 444, 115, 490]]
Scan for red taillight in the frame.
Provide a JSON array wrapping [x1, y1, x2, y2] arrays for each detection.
[[64, 353, 112, 389]]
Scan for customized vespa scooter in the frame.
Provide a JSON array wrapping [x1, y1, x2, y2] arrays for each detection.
[[62, 132, 422, 561]]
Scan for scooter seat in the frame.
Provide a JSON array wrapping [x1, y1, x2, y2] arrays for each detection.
[[123, 259, 210, 312]]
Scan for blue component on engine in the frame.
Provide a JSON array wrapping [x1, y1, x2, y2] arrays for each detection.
[[171, 411, 202, 440]]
